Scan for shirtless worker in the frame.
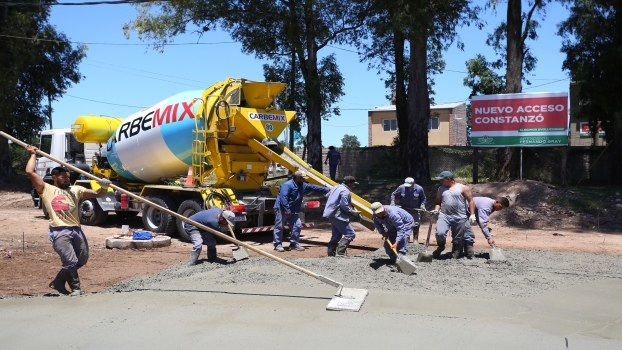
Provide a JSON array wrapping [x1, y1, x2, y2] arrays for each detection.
[[25, 145, 111, 296], [429, 171, 477, 259]]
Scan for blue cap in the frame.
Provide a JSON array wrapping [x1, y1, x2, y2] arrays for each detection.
[[435, 171, 454, 180]]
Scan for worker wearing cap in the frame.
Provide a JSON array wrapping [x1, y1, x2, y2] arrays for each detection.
[[324, 146, 341, 180], [370, 202, 414, 263], [185, 207, 236, 266], [323, 176, 360, 256], [459, 197, 509, 258], [273, 170, 331, 252], [429, 171, 477, 259], [25, 145, 111, 296], [390, 177, 426, 243]]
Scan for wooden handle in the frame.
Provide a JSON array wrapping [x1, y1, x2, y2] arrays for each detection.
[[0, 131, 343, 288]]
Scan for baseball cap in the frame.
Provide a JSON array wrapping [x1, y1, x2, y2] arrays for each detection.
[[370, 202, 385, 214], [343, 176, 359, 185], [435, 171, 454, 180], [294, 170, 308, 179], [403, 177, 415, 187], [221, 210, 236, 227]]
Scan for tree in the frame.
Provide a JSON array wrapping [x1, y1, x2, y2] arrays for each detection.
[[360, 0, 479, 182], [341, 134, 361, 148], [486, 0, 551, 181], [0, 1, 86, 178], [124, 0, 370, 172], [558, 0, 622, 181]]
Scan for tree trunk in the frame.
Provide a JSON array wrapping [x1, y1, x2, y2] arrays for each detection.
[[0, 137, 14, 179], [495, 0, 523, 181], [405, 28, 430, 183], [305, 65, 323, 171], [392, 27, 407, 177], [613, 121, 622, 185]]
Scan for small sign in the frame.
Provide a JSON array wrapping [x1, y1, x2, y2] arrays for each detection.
[[579, 121, 605, 137]]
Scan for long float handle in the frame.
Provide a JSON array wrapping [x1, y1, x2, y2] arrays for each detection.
[[0, 131, 343, 289]]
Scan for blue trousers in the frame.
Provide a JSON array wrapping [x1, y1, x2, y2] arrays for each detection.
[[329, 163, 338, 180], [273, 207, 301, 247], [328, 217, 356, 244], [48, 226, 89, 271], [383, 230, 407, 256], [435, 214, 475, 244], [185, 223, 217, 253]]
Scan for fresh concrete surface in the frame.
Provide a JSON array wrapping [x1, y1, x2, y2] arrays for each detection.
[[1, 246, 621, 349]]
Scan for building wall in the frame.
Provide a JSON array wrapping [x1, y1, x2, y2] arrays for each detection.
[[369, 103, 467, 146]]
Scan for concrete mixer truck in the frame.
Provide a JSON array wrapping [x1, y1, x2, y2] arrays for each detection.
[[31, 78, 375, 240]]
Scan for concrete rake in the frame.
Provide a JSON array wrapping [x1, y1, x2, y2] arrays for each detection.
[[227, 225, 250, 261], [0, 131, 369, 312], [489, 244, 507, 261], [416, 213, 437, 263]]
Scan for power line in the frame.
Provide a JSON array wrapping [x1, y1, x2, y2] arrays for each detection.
[[88, 59, 210, 84], [82, 62, 205, 88], [65, 94, 146, 108], [0, 0, 171, 6], [524, 78, 570, 90], [0, 34, 236, 46]]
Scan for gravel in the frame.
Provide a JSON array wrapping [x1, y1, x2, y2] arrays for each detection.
[[106, 243, 622, 299]]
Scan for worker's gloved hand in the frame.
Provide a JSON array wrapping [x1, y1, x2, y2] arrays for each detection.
[[420, 203, 426, 210], [390, 201, 395, 206], [487, 238, 495, 246], [469, 214, 477, 224], [98, 178, 112, 190], [429, 210, 439, 216], [349, 209, 361, 221]]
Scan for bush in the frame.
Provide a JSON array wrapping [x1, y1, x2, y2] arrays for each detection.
[[10, 144, 30, 175]]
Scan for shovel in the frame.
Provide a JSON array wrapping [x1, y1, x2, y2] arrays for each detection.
[[489, 243, 507, 261], [227, 224, 250, 261], [416, 213, 437, 263], [386, 238, 418, 275]]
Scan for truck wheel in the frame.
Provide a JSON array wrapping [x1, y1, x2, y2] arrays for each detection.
[[79, 198, 109, 226], [42, 204, 50, 220], [115, 211, 139, 219], [176, 199, 203, 242], [142, 196, 178, 236]]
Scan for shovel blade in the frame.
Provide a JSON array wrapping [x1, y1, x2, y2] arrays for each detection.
[[489, 248, 507, 261], [233, 246, 250, 261], [416, 251, 433, 263], [396, 255, 418, 275]]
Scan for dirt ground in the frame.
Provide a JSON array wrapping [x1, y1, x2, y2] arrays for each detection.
[[1, 179, 621, 297]]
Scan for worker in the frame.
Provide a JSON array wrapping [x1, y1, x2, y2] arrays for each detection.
[[185, 207, 236, 266], [25, 145, 111, 296], [273, 170, 331, 252], [390, 177, 426, 243], [324, 146, 341, 181], [429, 171, 477, 259], [323, 176, 360, 256], [460, 197, 510, 258], [370, 202, 414, 264]]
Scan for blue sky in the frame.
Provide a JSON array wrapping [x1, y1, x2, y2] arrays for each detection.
[[46, 0, 571, 148]]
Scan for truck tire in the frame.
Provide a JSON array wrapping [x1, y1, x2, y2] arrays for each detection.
[[142, 196, 178, 236], [115, 211, 139, 219], [79, 198, 109, 226], [42, 203, 50, 220], [176, 199, 204, 242]]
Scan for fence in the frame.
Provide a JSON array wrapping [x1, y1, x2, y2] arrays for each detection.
[[294, 146, 615, 185]]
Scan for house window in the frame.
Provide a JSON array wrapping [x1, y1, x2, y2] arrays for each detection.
[[383, 119, 397, 131], [428, 117, 439, 130]]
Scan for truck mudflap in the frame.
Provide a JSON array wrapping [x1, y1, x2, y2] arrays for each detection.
[[241, 223, 315, 234], [96, 192, 117, 211]]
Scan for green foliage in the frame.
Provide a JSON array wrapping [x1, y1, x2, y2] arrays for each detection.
[[558, 0, 622, 144], [9, 144, 29, 174], [463, 55, 505, 98], [341, 134, 361, 148]]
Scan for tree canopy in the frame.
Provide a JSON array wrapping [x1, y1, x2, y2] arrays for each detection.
[[0, 1, 86, 177], [341, 134, 361, 148]]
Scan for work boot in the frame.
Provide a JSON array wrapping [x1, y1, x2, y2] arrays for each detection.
[[465, 244, 475, 259], [327, 243, 337, 257], [451, 244, 462, 259], [67, 270, 83, 296], [336, 238, 351, 256], [187, 250, 200, 266], [207, 248, 217, 262], [289, 243, 305, 251], [412, 225, 420, 243], [432, 238, 446, 259], [49, 270, 69, 295], [274, 245, 285, 252]]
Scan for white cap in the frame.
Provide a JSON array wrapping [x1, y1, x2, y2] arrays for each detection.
[[221, 210, 236, 227], [404, 177, 415, 187], [370, 202, 385, 215]]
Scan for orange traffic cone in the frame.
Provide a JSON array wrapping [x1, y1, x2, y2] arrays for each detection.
[[185, 166, 195, 187]]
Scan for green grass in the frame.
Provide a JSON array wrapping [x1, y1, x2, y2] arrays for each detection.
[[550, 185, 622, 214]]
